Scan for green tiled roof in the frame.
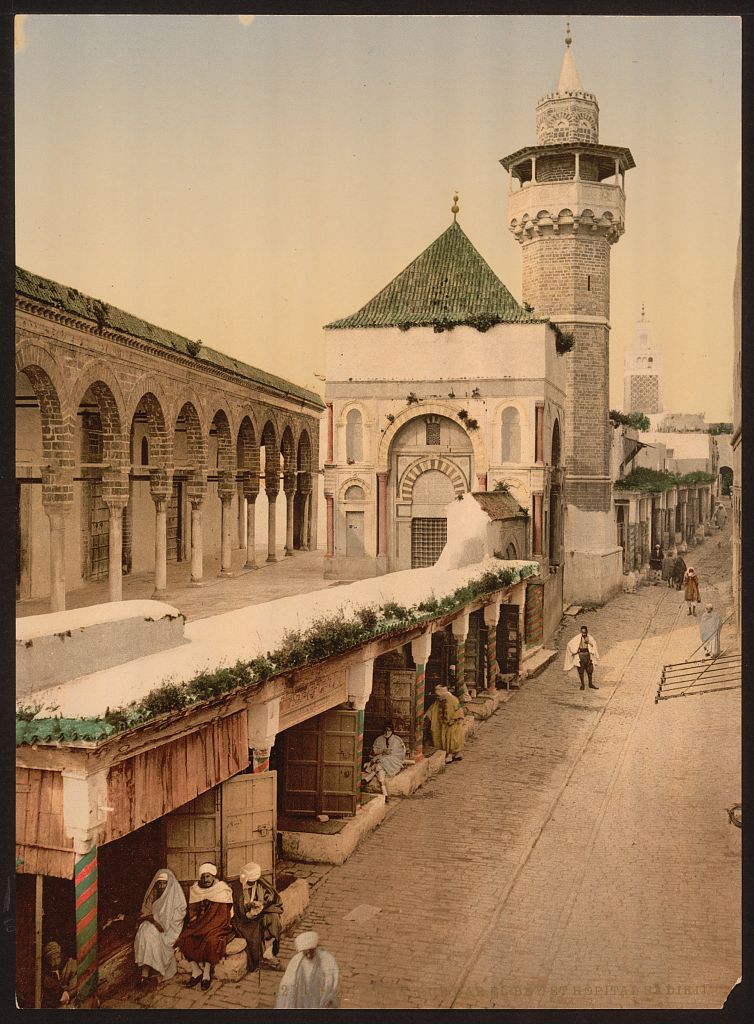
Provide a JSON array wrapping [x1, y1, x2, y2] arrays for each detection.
[[16, 267, 324, 409], [16, 717, 116, 746], [325, 220, 541, 330]]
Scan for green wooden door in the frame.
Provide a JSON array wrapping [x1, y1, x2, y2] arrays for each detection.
[[283, 708, 360, 817], [163, 787, 221, 884]]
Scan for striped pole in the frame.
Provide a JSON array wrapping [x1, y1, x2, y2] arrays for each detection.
[[454, 639, 467, 706], [487, 627, 500, 690], [74, 844, 98, 1006], [251, 747, 270, 773], [355, 709, 365, 801], [413, 663, 425, 761]]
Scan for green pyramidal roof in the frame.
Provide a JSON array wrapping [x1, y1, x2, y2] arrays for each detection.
[[16, 267, 324, 409], [325, 220, 539, 330]]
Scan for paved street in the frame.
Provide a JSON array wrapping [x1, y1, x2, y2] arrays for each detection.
[[105, 525, 740, 1011]]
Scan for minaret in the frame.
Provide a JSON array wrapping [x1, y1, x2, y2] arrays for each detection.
[[623, 306, 663, 414], [501, 23, 635, 605]]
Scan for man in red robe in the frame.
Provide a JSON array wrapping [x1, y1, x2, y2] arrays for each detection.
[[176, 863, 234, 990]]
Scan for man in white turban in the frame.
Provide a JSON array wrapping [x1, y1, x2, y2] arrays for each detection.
[[41, 940, 77, 1008], [700, 603, 722, 658], [275, 931, 340, 1008], [134, 868, 186, 985], [175, 863, 234, 990], [230, 861, 283, 972]]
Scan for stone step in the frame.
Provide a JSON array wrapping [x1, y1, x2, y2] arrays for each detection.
[[519, 647, 558, 681]]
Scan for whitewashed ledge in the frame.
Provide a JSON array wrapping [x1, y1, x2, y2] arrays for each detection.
[[18, 558, 537, 721]]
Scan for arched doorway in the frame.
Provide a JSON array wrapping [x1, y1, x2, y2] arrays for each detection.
[[719, 465, 733, 496], [388, 414, 472, 570]]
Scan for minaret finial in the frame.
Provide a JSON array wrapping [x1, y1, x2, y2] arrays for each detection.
[[451, 192, 460, 222], [565, 21, 572, 47], [641, 303, 645, 318]]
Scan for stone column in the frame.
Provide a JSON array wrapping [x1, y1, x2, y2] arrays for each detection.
[[186, 472, 206, 584], [347, 661, 374, 799], [153, 498, 167, 596], [377, 471, 388, 556], [45, 509, 68, 613], [325, 494, 334, 559], [410, 633, 432, 762], [105, 502, 125, 603], [243, 474, 260, 568], [535, 402, 544, 463], [533, 492, 543, 557], [266, 478, 279, 563], [149, 470, 172, 597], [476, 473, 488, 491], [217, 472, 234, 577], [237, 481, 246, 549], [284, 473, 296, 556], [326, 403, 334, 462], [483, 600, 501, 691], [298, 473, 312, 551], [451, 613, 470, 701], [247, 698, 280, 775]]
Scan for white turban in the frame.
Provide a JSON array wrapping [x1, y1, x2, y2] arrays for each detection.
[[295, 931, 319, 952], [198, 862, 217, 877], [239, 862, 261, 883]]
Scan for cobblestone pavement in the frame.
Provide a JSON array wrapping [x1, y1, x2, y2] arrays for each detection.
[[104, 526, 740, 1012]]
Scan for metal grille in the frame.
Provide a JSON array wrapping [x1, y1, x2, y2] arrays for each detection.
[[87, 479, 109, 580], [425, 420, 441, 445], [167, 480, 182, 561], [411, 517, 447, 568]]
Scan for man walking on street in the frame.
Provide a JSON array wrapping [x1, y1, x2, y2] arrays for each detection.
[[564, 624, 600, 690], [275, 931, 340, 1008]]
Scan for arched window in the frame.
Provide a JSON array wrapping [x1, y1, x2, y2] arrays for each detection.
[[140, 436, 149, 466], [344, 485, 365, 501], [501, 408, 521, 463], [346, 409, 363, 462], [412, 469, 456, 506], [504, 541, 518, 559], [551, 419, 561, 467]]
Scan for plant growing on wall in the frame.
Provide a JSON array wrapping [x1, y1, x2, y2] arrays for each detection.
[[457, 409, 469, 421], [406, 392, 420, 405], [471, 387, 481, 398], [553, 325, 575, 354], [493, 481, 511, 494], [186, 338, 203, 358], [465, 418, 479, 431], [385, 413, 395, 423]]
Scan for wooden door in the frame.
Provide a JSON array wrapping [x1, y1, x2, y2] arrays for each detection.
[[364, 667, 415, 757], [465, 612, 487, 690], [346, 511, 365, 557], [497, 605, 521, 675], [425, 627, 455, 706], [320, 709, 360, 817], [283, 709, 360, 817], [222, 771, 276, 883], [86, 478, 109, 580], [163, 787, 221, 884]]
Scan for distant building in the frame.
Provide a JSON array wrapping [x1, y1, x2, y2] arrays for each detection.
[[624, 307, 662, 414]]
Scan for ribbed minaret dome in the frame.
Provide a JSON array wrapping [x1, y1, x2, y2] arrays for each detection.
[[557, 24, 584, 93], [535, 24, 599, 145]]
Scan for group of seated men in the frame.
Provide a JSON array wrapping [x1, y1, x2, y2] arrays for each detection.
[[134, 860, 282, 990]]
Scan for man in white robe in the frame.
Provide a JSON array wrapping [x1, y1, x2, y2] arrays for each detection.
[[700, 603, 722, 657], [361, 722, 406, 798], [134, 868, 186, 983], [275, 931, 340, 1009]]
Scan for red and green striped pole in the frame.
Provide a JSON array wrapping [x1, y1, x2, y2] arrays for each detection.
[[355, 708, 365, 798], [74, 844, 98, 1006], [413, 662, 425, 761], [251, 748, 271, 773]]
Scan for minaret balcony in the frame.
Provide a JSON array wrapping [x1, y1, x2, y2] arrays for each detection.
[[508, 179, 625, 243]]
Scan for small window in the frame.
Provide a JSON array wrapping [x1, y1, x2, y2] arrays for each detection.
[[648, 357, 653, 365], [141, 436, 149, 466], [426, 420, 441, 445], [587, 274, 591, 292]]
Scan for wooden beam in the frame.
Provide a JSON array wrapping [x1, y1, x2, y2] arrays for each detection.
[[34, 874, 43, 1009]]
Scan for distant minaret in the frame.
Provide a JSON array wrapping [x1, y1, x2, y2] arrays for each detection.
[[501, 23, 636, 605], [623, 306, 662, 414]]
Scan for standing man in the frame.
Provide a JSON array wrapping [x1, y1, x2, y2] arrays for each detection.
[[564, 624, 600, 690], [275, 931, 340, 1008], [426, 684, 465, 764], [700, 603, 722, 658], [176, 863, 234, 990], [230, 861, 283, 972], [683, 566, 701, 615]]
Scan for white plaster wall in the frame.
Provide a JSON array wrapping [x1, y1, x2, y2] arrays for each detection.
[[326, 323, 551, 382], [644, 432, 713, 464]]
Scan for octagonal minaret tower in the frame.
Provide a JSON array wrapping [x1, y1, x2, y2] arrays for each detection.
[[501, 24, 635, 605]]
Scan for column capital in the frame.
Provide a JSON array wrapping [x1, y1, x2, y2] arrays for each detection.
[[451, 612, 469, 640], [483, 598, 501, 627], [247, 697, 280, 750], [103, 496, 128, 513], [347, 660, 374, 710], [149, 467, 173, 502], [61, 767, 110, 851], [411, 631, 432, 666]]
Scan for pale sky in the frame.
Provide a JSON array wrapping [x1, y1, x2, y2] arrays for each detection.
[[15, 14, 740, 420]]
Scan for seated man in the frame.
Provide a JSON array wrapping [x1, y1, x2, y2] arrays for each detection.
[[230, 861, 283, 972], [175, 863, 234, 990], [41, 940, 77, 1009], [134, 868, 186, 984], [361, 721, 406, 798]]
